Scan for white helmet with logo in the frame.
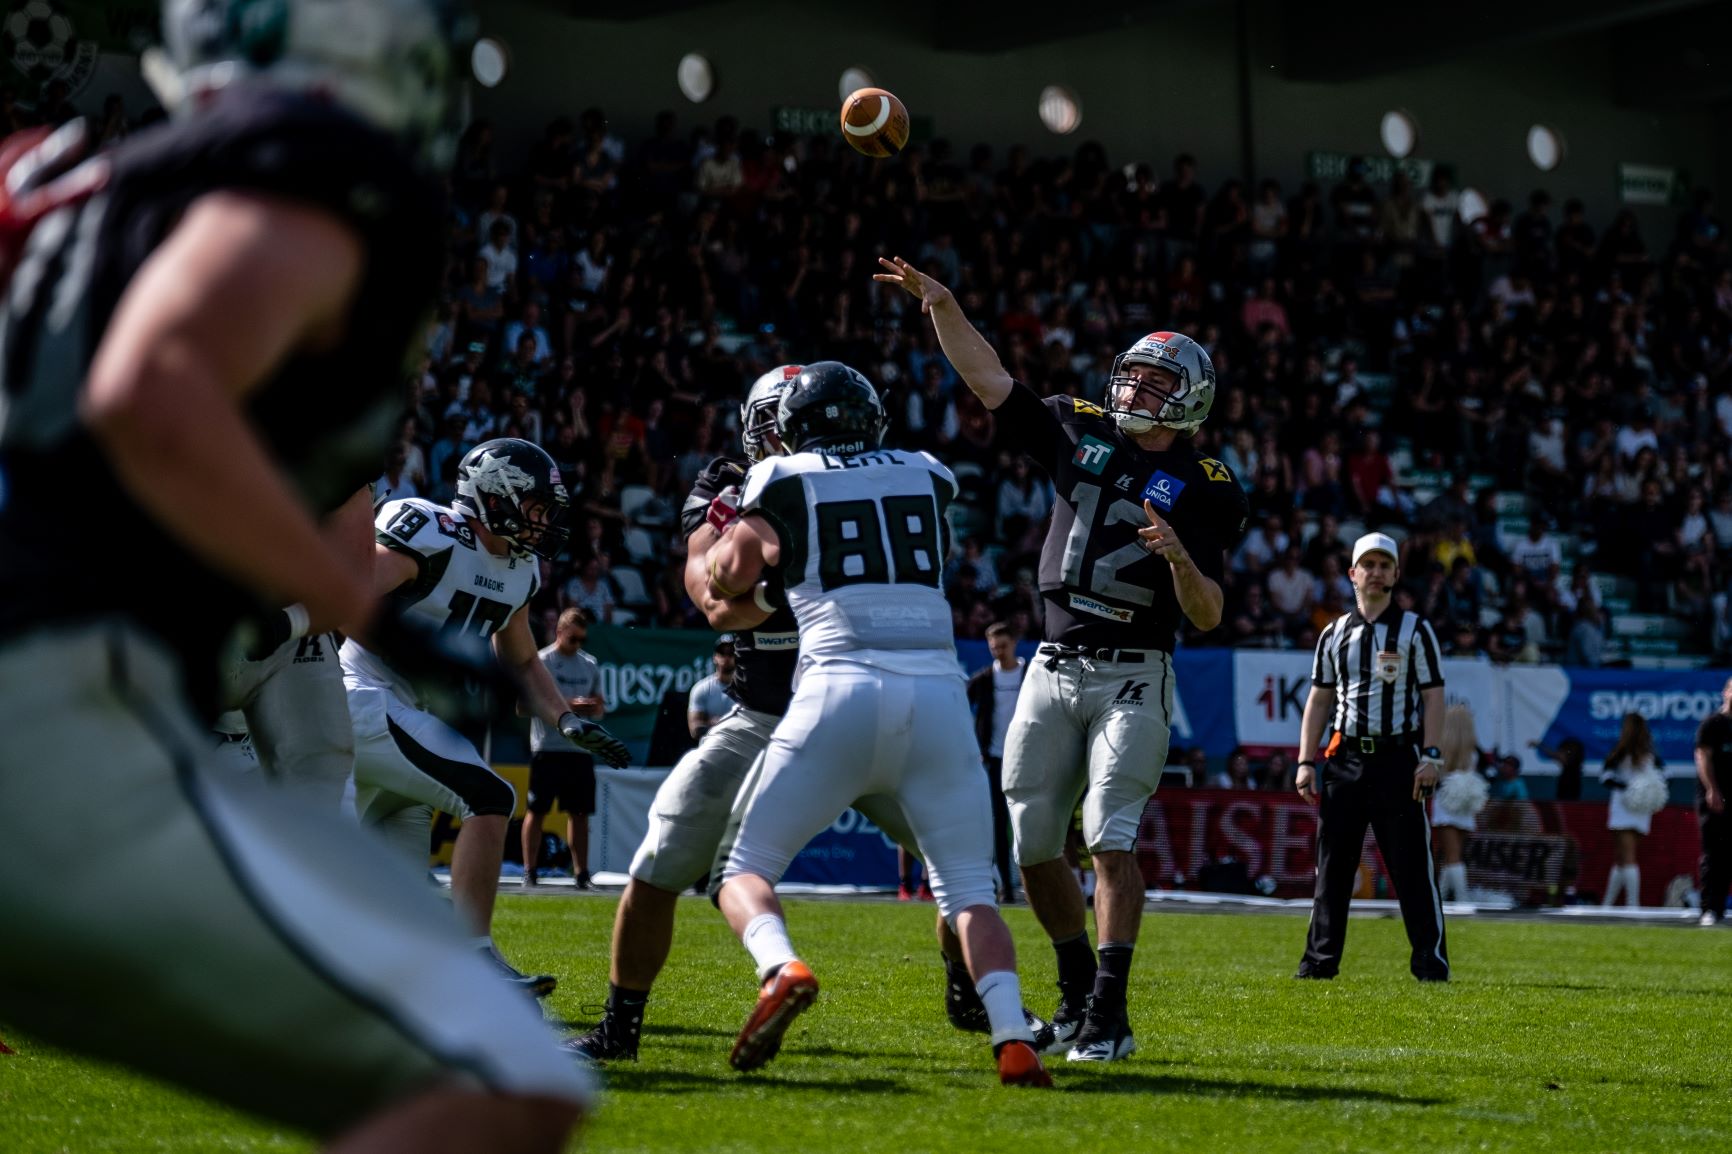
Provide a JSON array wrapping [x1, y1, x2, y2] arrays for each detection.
[[1105, 330, 1216, 436], [740, 363, 802, 462], [146, 0, 475, 169]]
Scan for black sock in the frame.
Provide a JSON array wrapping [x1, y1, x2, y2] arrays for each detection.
[[1052, 931, 1097, 1003], [1091, 942, 1134, 1014], [606, 982, 649, 1024], [943, 951, 972, 986]]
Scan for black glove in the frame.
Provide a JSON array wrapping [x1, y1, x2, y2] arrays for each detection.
[[680, 456, 749, 538], [559, 712, 631, 768]]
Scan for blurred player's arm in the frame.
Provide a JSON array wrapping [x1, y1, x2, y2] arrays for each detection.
[[697, 515, 781, 631], [83, 191, 370, 631], [495, 608, 628, 766], [874, 256, 1013, 408], [1295, 686, 1335, 803]]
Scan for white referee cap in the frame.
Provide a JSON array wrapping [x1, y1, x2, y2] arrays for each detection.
[[1351, 532, 1401, 567]]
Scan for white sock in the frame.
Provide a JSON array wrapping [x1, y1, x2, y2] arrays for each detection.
[[742, 913, 799, 982], [1602, 867, 1623, 906], [975, 970, 1033, 1048], [1442, 863, 1467, 900], [1622, 865, 1641, 908]]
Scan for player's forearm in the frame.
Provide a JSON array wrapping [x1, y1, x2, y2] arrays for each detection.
[[1169, 557, 1223, 631], [511, 659, 574, 731], [87, 358, 369, 631], [1420, 687, 1446, 747], [313, 486, 377, 631], [926, 294, 1014, 409], [1299, 689, 1334, 763], [682, 524, 721, 606]]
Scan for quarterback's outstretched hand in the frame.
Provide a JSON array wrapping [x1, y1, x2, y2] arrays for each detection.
[[560, 712, 630, 768], [1139, 502, 1190, 567], [873, 256, 952, 315]]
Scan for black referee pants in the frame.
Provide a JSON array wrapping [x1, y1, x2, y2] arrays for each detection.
[[1299, 744, 1449, 981], [1701, 803, 1732, 919]]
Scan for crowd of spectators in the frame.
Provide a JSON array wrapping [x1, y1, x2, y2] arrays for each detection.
[[73, 89, 1726, 665], [409, 110, 1732, 663]]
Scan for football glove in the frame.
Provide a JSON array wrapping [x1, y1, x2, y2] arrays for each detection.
[[706, 485, 743, 534], [560, 712, 631, 768], [680, 457, 748, 538]]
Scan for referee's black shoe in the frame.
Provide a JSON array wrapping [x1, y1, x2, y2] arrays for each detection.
[[1065, 996, 1136, 1062], [1293, 966, 1336, 981]]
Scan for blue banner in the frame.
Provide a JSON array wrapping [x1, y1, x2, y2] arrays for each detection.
[[783, 808, 900, 886], [1534, 667, 1728, 766]]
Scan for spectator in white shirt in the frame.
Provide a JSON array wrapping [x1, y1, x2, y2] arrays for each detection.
[[1421, 170, 1461, 251], [1266, 547, 1316, 633], [476, 183, 517, 253], [500, 301, 552, 368], [479, 219, 518, 295], [563, 557, 617, 624], [1508, 520, 1563, 582], [1614, 411, 1660, 466], [1234, 514, 1290, 574]]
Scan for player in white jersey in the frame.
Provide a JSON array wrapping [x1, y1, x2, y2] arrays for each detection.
[[342, 438, 629, 995], [697, 363, 1052, 1088]]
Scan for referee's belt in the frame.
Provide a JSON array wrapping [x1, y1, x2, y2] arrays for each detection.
[[1327, 732, 1419, 756], [1038, 644, 1149, 664]]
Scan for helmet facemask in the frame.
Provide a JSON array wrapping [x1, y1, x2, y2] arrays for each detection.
[[741, 394, 786, 462], [477, 490, 569, 560], [1106, 361, 1187, 435]]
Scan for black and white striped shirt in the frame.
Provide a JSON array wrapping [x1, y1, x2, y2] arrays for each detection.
[[1311, 608, 1444, 738]]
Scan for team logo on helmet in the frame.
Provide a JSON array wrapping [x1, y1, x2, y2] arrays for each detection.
[[467, 449, 537, 498]]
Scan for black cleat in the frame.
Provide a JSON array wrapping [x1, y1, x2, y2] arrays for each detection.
[[945, 968, 990, 1033], [1042, 994, 1088, 1056], [1065, 996, 1136, 1062], [562, 1014, 640, 1063]]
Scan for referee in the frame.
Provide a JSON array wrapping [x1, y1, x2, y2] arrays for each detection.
[[1294, 532, 1450, 982]]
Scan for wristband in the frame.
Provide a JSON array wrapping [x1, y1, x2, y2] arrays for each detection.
[[1421, 745, 1442, 761], [708, 554, 748, 601], [1297, 759, 1317, 769], [283, 603, 311, 641], [753, 582, 776, 613]]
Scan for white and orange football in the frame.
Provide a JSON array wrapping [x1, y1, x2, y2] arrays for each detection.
[[839, 87, 909, 159]]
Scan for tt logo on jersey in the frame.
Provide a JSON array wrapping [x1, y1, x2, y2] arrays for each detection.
[[1074, 436, 1113, 475], [1141, 471, 1186, 512], [1199, 457, 1232, 483], [1113, 679, 1150, 705]]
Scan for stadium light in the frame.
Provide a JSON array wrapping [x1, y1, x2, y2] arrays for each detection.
[[839, 67, 874, 103], [1380, 109, 1417, 160], [1039, 86, 1081, 135], [678, 53, 715, 103], [1527, 124, 1565, 172], [470, 37, 508, 88]]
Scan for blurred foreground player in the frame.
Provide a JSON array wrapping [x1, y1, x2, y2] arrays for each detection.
[[0, 2, 592, 1148]]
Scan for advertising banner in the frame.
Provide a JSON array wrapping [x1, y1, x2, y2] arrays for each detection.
[[584, 624, 715, 751], [1523, 667, 1727, 775]]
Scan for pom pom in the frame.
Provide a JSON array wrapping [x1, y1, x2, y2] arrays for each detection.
[[1435, 769, 1489, 819], [1620, 768, 1668, 816]]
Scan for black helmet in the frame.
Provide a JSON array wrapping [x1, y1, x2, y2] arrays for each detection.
[[776, 361, 886, 455], [453, 437, 570, 559]]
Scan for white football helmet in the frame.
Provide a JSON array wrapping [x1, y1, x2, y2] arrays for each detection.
[[146, 0, 475, 169], [1105, 330, 1216, 436], [741, 363, 802, 462]]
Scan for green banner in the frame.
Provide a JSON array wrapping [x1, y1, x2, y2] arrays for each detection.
[[1306, 150, 1436, 189], [584, 623, 716, 750], [0, 0, 156, 97]]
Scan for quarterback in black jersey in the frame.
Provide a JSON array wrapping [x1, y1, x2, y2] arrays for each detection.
[[878, 256, 1247, 1067], [0, 2, 589, 1147]]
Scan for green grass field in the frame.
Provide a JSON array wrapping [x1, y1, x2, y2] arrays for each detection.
[[3, 896, 1729, 1153]]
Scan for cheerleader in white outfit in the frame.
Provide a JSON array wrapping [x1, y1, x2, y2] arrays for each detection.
[[1432, 705, 1486, 901], [1601, 712, 1666, 907]]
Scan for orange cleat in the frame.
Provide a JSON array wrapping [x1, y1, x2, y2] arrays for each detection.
[[997, 1039, 1054, 1088], [729, 960, 820, 1072]]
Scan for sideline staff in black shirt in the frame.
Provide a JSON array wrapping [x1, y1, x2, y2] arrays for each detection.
[[1295, 532, 1450, 981], [1693, 678, 1732, 925]]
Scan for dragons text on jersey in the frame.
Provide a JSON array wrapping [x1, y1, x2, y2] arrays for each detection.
[[994, 385, 1249, 652]]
